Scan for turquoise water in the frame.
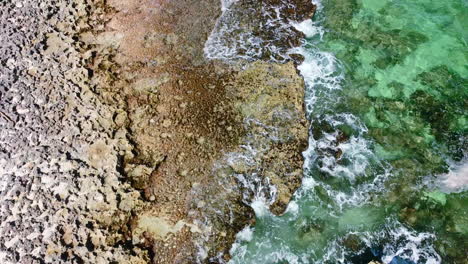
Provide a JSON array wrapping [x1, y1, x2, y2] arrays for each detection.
[[228, 0, 468, 263]]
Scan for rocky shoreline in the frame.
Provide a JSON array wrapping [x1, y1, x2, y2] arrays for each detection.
[[0, 0, 315, 263]]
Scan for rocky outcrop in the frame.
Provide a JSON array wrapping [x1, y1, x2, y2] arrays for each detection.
[[188, 61, 309, 261], [225, 61, 308, 213], [0, 0, 314, 263]]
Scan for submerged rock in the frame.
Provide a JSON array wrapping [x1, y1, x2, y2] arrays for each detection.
[[389, 256, 416, 264]]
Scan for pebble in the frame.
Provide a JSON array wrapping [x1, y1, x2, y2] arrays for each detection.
[[196, 137, 205, 145], [179, 169, 188, 177], [162, 119, 172, 127], [114, 111, 127, 126]]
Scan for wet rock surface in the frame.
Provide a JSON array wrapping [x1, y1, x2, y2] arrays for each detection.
[[0, 0, 315, 263], [225, 61, 309, 214], [206, 0, 317, 62]]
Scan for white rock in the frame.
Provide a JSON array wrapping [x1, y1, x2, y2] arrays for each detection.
[[4, 236, 19, 248]]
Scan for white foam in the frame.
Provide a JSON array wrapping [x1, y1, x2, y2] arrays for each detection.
[[381, 224, 441, 264], [320, 220, 441, 264], [290, 5, 397, 213], [285, 200, 299, 215], [251, 199, 271, 217], [292, 19, 324, 39], [301, 176, 318, 189], [317, 135, 373, 181], [439, 161, 468, 192], [221, 0, 238, 11], [237, 226, 254, 242]]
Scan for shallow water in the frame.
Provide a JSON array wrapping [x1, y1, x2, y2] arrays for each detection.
[[209, 0, 467, 263]]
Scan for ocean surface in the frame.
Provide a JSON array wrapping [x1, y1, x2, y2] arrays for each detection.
[[206, 0, 468, 263]]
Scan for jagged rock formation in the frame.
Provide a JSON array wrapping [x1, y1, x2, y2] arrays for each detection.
[[0, 0, 148, 263], [0, 0, 314, 263]]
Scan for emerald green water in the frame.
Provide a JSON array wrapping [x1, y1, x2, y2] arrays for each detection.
[[229, 0, 467, 263]]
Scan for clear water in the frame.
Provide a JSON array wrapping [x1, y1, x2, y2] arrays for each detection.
[[224, 0, 468, 263]]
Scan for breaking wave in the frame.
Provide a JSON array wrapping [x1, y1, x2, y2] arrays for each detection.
[[202, 0, 456, 263]]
